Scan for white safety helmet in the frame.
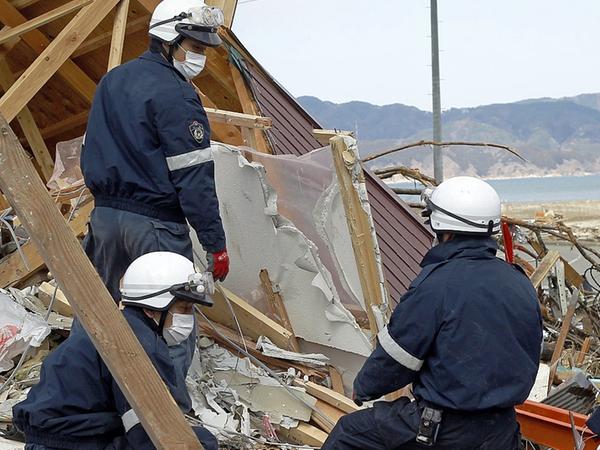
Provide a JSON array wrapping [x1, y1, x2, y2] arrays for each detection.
[[149, 0, 224, 47], [422, 176, 501, 235], [120, 251, 213, 311]]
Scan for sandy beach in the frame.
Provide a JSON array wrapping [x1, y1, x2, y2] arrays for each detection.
[[503, 200, 600, 241]]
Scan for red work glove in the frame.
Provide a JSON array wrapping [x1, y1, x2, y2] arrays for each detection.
[[208, 249, 229, 282]]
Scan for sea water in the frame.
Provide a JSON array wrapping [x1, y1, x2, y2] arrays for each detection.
[[390, 174, 600, 203]]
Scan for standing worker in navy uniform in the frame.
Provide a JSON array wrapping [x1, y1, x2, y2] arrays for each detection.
[[80, 0, 229, 402], [13, 252, 219, 450], [322, 176, 542, 450]]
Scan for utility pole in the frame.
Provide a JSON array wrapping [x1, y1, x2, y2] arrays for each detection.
[[430, 0, 443, 183]]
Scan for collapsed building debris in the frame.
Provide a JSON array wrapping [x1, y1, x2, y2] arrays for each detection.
[[0, 0, 599, 448]]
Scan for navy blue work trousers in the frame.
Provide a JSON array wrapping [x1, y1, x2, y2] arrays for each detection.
[[82, 206, 196, 411], [321, 397, 521, 450]]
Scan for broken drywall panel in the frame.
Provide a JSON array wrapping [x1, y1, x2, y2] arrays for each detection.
[[250, 147, 366, 314], [191, 143, 372, 357], [314, 179, 365, 310], [256, 336, 329, 367]]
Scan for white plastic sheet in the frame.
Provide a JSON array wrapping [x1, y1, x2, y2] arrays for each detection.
[[0, 291, 51, 372]]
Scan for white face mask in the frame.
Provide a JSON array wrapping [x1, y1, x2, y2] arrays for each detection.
[[173, 45, 206, 80], [162, 313, 195, 346]]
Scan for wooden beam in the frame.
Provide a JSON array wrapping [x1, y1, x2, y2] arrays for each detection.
[[0, 0, 93, 46], [279, 422, 328, 448], [0, 0, 119, 122], [193, 84, 243, 145], [0, 117, 202, 448], [548, 289, 579, 388], [259, 268, 299, 351], [203, 285, 297, 351], [9, 0, 41, 8], [0, 0, 97, 103], [313, 129, 353, 146], [0, 57, 54, 181], [40, 111, 88, 140], [230, 63, 271, 152], [529, 250, 561, 289], [204, 107, 271, 130], [37, 281, 73, 317], [328, 366, 345, 396], [330, 136, 386, 336], [311, 399, 344, 434], [107, 0, 130, 71], [205, 0, 238, 28], [0, 200, 94, 288], [295, 380, 360, 415], [72, 16, 148, 59], [576, 336, 592, 366]]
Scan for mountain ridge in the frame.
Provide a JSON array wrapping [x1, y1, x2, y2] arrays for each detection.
[[298, 93, 600, 178]]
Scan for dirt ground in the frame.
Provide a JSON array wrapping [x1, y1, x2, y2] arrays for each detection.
[[503, 200, 600, 241]]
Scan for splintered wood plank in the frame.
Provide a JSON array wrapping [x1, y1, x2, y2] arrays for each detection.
[[529, 250, 560, 289], [0, 0, 120, 122], [107, 0, 130, 71], [0, 0, 98, 105], [311, 399, 344, 433], [0, 58, 54, 181], [259, 268, 299, 351], [0, 117, 202, 449], [279, 422, 328, 447], [203, 285, 297, 351], [0, 200, 94, 288], [331, 136, 386, 336], [295, 380, 360, 415], [38, 281, 73, 317]]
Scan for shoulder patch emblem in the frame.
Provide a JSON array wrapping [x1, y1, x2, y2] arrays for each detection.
[[189, 120, 205, 144]]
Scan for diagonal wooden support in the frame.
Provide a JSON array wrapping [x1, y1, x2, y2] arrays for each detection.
[[0, 0, 120, 122], [0, 0, 93, 46], [107, 0, 130, 71], [230, 62, 271, 152], [0, 57, 53, 181], [0, 0, 98, 108], [0, 115, 202, 448]]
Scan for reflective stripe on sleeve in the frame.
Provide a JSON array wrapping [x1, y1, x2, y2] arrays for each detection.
[[122, 408, 140, 433], [377, 326, 424, 371], [166, 147, 213, 171]]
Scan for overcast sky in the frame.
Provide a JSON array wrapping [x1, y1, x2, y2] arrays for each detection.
[[233, 0, 600, 111]]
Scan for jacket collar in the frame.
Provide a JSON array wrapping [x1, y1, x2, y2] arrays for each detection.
[[123, 306, 160, 332], [139, 50, 187, 82], [420, 236, 498, 268]]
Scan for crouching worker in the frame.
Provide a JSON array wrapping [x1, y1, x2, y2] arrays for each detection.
[[12, 251, 218, 450], [322, 177, 543, 450]]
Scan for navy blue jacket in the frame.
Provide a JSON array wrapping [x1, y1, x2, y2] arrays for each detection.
[[12, 308, 195, 449], [354, 237, 542, 411], [81, 50, 226, 253]]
